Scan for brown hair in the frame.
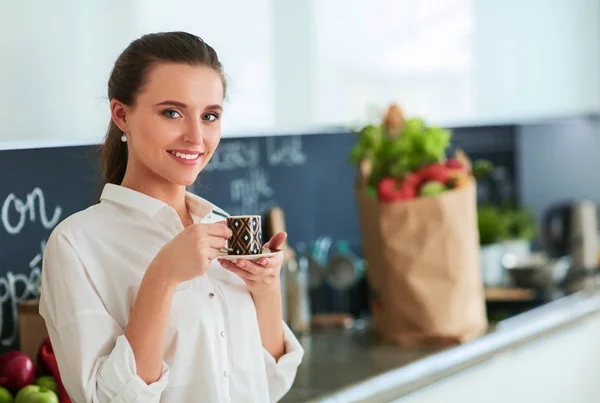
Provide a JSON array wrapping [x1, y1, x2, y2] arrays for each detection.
[[101, 31, 227, 185]]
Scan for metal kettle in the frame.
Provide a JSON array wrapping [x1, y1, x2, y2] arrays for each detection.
[[542, 200, 598, 268], [541, 200, 598, 292]]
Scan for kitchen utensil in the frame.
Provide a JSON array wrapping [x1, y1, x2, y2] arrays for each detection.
[[296, 242, 325, 290], [542, 200, 598, 293], [325, 254, 357, 290], [287, 252, 311, 334], [324, 240, 364, 290], [504, 253, 570, 289], [312, 236, 332, 266], [265, 206, 310, 333], [266, 207, 292, 323], [542, 200, 598, 268], [559, 266, 599, 294]]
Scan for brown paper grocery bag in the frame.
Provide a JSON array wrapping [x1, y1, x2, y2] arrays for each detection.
[[356, 181, 488, 347]]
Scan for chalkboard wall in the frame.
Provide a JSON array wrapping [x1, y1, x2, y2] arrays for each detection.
[[0, 126, 516, 351]]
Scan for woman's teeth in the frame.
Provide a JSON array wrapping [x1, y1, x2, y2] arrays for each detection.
[[169, 151, 200, 160]]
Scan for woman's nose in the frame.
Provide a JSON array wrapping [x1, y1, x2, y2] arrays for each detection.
[[183, 120, 203, 145]]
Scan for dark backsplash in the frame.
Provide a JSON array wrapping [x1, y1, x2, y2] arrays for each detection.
[[0, 124, 518, 348], [517, 116, 600, 223], [451, 125, 517, 206]]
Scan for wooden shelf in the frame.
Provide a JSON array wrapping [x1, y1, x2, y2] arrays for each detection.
[[485, 287, 537, 302]]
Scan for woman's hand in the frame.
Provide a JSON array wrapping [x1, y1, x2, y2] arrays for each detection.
[[218, 232, 287, 295], [150, 221, 232, 285], [221, 232, 288, 360]]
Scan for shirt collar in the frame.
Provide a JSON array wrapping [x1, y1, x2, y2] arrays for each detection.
[[99, 183, 222, 219]]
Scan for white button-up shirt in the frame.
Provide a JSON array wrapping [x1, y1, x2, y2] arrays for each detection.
[[39, 184, 304, 403]]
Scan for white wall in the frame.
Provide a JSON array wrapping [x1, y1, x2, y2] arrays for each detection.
[[0, 0, 276, 147], [0, 1, 136, 147], [311, 0, 477, 128], [474, 0, 600, 123], [1, 0, 599, 148]]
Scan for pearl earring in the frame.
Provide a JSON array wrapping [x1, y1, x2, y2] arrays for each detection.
[[121, 134, 127, 142]]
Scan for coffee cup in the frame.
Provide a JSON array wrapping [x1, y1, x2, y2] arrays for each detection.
[[226, 215, 263, 255]]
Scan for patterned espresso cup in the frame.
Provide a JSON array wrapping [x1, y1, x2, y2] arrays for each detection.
[[226, 215, 263, 255]]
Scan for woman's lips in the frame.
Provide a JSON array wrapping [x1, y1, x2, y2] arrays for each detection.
[[167, 150, 202, 165]]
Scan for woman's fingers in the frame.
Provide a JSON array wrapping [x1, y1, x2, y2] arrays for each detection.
[[219, 259, 275, 282]]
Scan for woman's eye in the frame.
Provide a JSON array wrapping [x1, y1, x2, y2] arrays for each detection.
[[202, 113, 219, 122], [162, 109, 182, 119]]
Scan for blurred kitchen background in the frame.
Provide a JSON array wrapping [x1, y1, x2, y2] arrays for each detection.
[[3, 1, 600, 402]]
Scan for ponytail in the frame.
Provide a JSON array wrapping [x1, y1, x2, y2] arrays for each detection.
[[101, 120, 128, 185]]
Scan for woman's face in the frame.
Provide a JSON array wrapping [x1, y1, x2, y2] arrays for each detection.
[[113, 63, 224, 187]]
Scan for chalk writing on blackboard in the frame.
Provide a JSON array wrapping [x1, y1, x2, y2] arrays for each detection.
[[225, 168, 276, 216], [266, 137, 307, 167], [1, 187, 62, 235], [0, 188, 61, 346], [204, 140, 261, 172], [194, 136, 308, 215], [230, 168, 274, 203], [0, 240, 46, 346]]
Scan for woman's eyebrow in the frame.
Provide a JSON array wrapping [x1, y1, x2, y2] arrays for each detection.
[[205, 104, 223, 111], [155, 101, 222, 112], [156, 100, 188, 108]]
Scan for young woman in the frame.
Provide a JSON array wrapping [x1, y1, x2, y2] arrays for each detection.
[[39, 31, 304, 403]]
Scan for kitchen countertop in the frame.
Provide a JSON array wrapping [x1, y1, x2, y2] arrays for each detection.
[[281, 289, 600, 403]]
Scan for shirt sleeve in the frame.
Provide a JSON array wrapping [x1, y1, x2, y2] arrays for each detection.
[[263, 322, 305, 402], [39, 229, 170, 403]]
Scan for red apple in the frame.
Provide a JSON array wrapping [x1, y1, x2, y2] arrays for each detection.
[[377, 176, 417, 203], [0, 351, 35, 392], [416, 163, 452, 184]]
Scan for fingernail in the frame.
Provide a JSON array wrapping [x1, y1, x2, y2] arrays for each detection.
[[236, 260, 246, 268]]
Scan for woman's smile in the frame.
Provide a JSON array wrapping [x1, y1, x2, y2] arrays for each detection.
[[167, 149, 203, 165]]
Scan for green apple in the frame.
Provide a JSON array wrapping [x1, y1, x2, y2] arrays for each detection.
[[0, 386, 13, 403], [34, 377, 56, 396], [14, 386, 57, 403]]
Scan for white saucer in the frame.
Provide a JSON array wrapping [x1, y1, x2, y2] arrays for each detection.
[[218, 248, 283, 262]]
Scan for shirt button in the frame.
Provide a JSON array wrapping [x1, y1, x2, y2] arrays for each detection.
[[220, 330, 226, 338], [209, 292, 215, 299], [224, 370, 229, 378]]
